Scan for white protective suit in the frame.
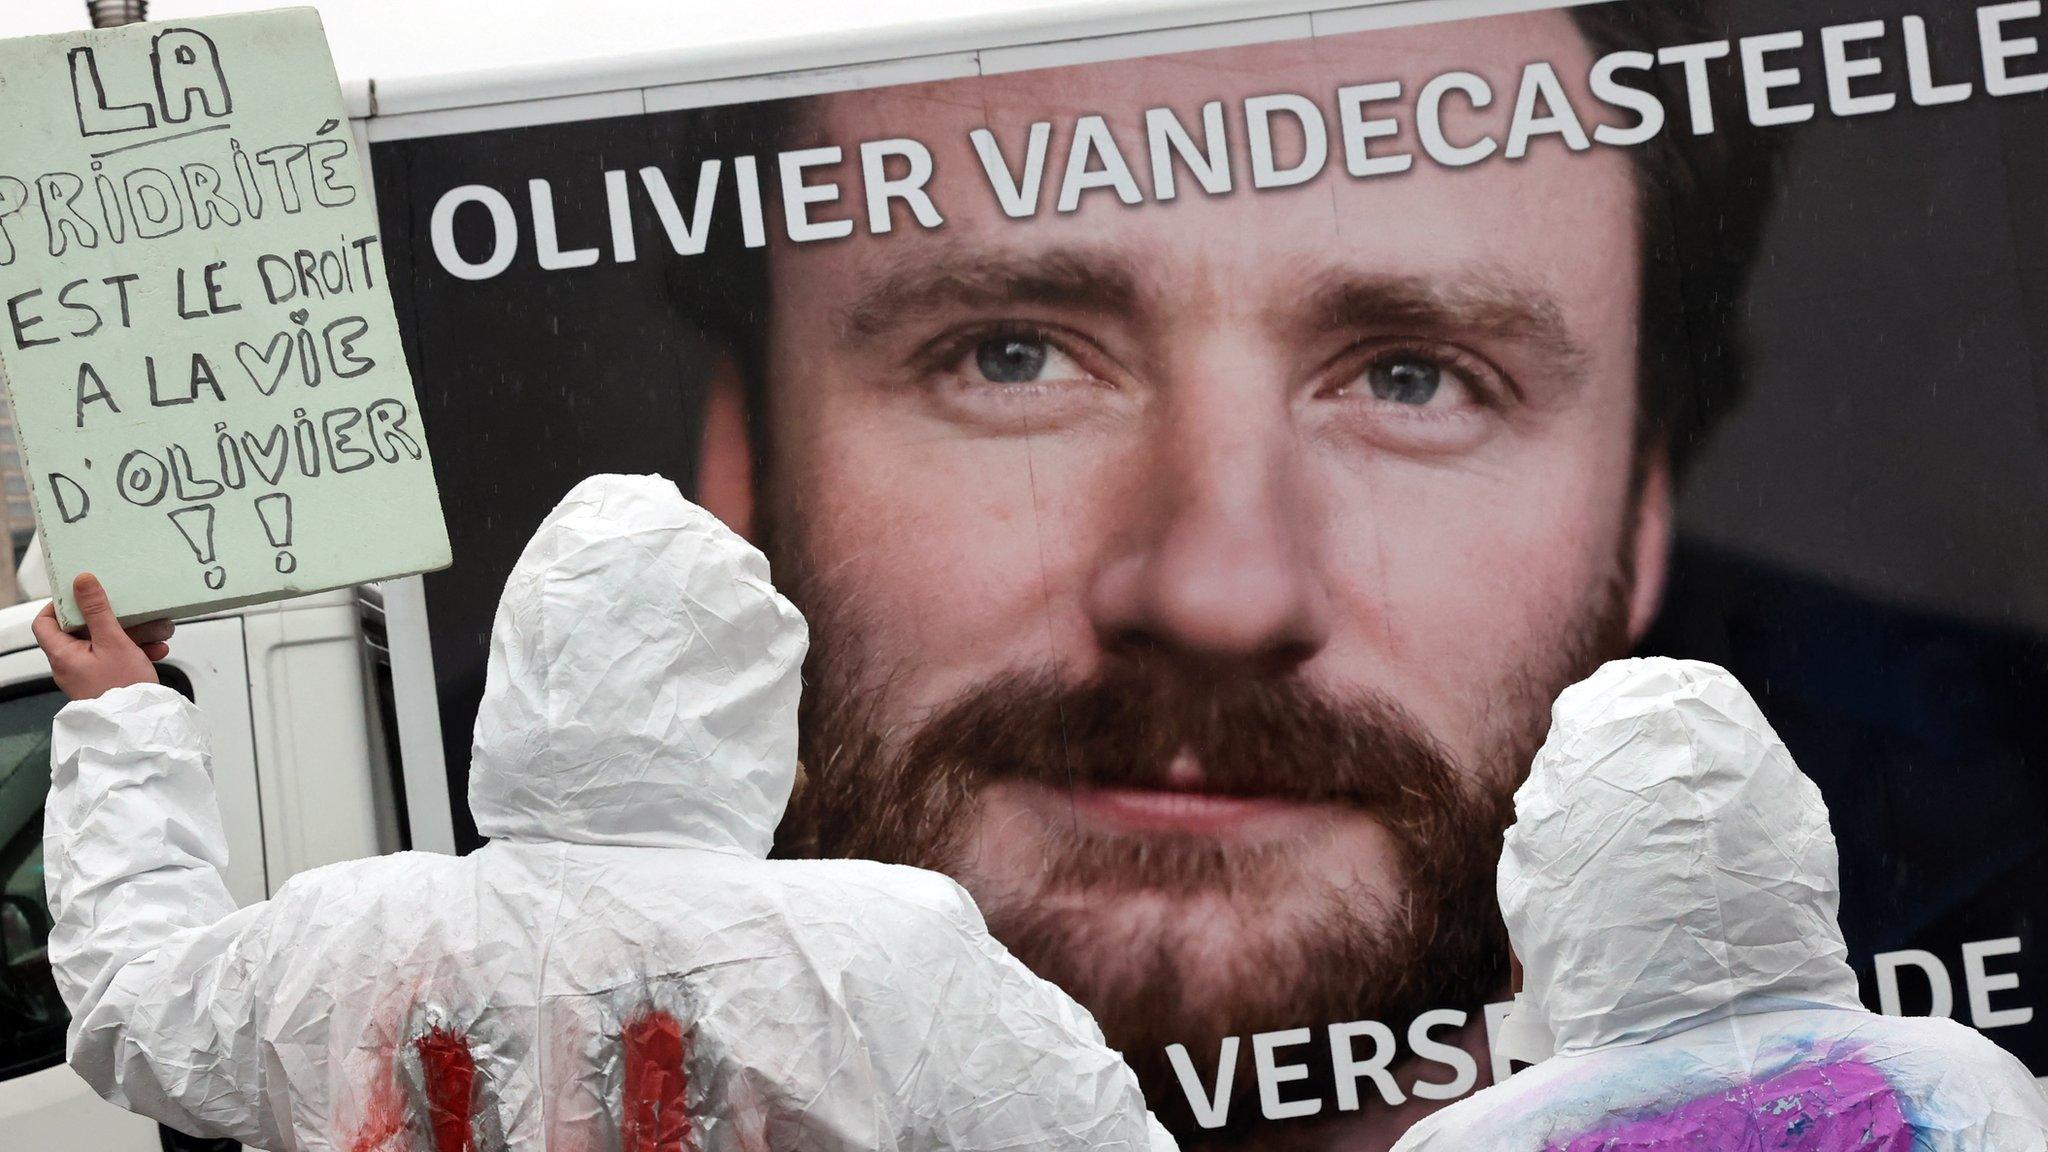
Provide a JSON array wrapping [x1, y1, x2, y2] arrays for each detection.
[[1393, 657, 2048, 1152], [46, 474, 1175, 1152]]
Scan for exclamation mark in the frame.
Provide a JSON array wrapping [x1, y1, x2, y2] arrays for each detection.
[[168, 504, 226, 590], [255, 492, 296, 574]]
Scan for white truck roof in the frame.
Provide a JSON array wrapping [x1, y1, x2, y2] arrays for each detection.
[[341, 0, 1543, 133]]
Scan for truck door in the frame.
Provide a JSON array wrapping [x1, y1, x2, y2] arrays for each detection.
[[0, 617, 263, 1152]]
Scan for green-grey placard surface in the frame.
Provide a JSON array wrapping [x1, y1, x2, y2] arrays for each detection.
[[0, 8, 449, 627]]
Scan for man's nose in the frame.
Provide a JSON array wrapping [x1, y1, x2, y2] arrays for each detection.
[[1085, 393, 1332, 677]]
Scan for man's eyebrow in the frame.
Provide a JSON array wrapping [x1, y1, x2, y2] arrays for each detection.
[[1299, 268, 1593, 377], [836, 246, 1144, 341]]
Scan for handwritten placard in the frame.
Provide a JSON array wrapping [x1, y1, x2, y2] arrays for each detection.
[[0, 8, 449, 627]]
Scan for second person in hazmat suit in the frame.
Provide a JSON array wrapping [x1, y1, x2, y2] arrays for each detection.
[[1393, 657, 2048, 1152], [38, 474, 1176, 1152]]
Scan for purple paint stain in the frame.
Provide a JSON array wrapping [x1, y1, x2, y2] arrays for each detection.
[[1546, 1060, 1912, 1151]]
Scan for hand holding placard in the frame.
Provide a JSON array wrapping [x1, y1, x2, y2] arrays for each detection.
[[32, 574, 172, 701]]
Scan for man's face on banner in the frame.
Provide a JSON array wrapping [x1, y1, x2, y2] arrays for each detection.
[[753, 10, 1667, 1083]]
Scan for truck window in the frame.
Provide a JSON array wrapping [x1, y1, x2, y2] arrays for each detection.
[[0, 669, 192, 1083]]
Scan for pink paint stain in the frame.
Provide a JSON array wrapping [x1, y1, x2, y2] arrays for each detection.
[[1548, 1060, 1912, 1151]]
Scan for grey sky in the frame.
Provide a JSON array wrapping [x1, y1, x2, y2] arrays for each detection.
[[0, 0, 1089, 86]]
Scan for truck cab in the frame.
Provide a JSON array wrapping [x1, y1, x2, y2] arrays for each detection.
[[0, 573, 446, 1151]]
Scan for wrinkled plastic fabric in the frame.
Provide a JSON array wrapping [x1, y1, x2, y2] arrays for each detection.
[[1391, 658, 2048, 1152], [45, 473, 1176, 1152]]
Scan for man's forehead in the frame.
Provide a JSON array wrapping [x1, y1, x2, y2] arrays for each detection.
[[774, 5, 1636, 341], [805, 8, 1594, 137]]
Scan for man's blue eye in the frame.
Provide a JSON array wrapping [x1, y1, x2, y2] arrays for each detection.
[[975, 338, 1049, 384], [1367, 356, 1442, 405]]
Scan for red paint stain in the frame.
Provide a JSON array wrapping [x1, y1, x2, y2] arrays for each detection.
[[621, 1010, 695, 1152], [347, 976, 436, 1152], [348, 1052, 407, 1152], [415, 1027, 480, 1152]]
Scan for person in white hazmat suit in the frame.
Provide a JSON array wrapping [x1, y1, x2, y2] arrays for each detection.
[[1392, 657, 2048, 1152], [35, 474, 1177, 1152]]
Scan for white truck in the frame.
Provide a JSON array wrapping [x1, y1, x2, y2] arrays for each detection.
[[0, 5, 1292, 1145]]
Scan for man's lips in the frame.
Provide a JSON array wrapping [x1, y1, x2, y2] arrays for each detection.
[[989, 750, 1350, 838], [1063, 785, 1309, 836]]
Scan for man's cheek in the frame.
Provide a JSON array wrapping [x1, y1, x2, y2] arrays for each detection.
[[799, 436, 1094, 692], [1319, 468, 1620, 694]]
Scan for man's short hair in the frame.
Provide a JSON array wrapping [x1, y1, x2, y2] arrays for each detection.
[[1571, 0, 1775, 478], [680, 0, 1775, 482]]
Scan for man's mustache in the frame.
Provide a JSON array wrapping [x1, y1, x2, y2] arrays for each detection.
[[906, 664, 1470, 815]]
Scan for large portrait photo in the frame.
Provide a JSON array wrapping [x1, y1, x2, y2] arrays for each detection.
[[368, 0, 2048, 1146]]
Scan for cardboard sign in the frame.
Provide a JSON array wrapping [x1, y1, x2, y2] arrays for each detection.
[[0, 8, 448, 627]]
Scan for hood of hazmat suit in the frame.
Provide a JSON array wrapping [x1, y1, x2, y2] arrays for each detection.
[[45, 474, 1175, 1152], [1391, 657, 2048, 1152]]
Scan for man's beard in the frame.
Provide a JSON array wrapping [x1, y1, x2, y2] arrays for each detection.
[[771, 528, 1633, 1121]]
